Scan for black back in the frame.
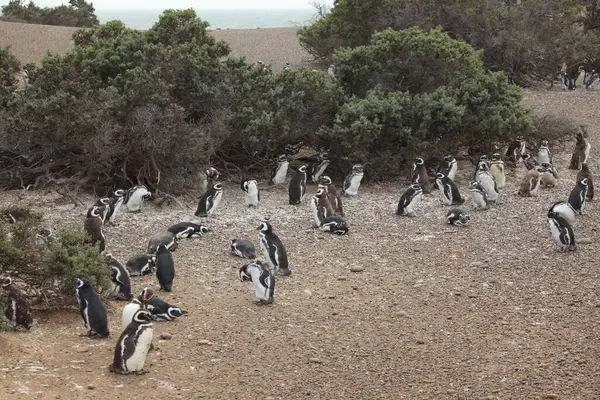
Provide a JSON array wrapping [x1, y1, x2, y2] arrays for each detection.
[[260, 231, 289, 270], [167, 222, 205, 237], [75, 279, 109, 337], [567, 180, 588, 213], [108, 257, 132, 300], [195, 187, 217, 217], [155, 246, 175, 292], [288, 167, 307, 205], [110, 310, 153, 374], [126, 255, 155, 276]]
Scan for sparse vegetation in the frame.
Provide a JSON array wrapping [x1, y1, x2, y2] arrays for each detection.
[[0, 0, 98, 27]]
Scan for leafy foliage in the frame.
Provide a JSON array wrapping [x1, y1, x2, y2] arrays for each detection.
[[0, 46, 21, 106], [0, 0, 99, 27]]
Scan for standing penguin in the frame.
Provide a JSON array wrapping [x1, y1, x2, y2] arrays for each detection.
[[577, 163, 594, 200], [307, 157, 331, 184], [121, 287, 154, 330], [155, 245, 175, 292], [146, 297, 187, 321], [468, 181, 489, 210], [0, 276, 33, 331], [521, 153, 536, 171], [569, 130, 591, 170], [239, 261, 275, 305], [539, 163, 559, 188], [125, 255, 155, 276], [100, 189, 126, 225], [84, 206, 105, 252], [342, 164, 365, 197], [318, 176, 344, 217], [549, 201, 576, 226], [124, 185, 151, 213], [445, 208, 471, 226], [288, 165, 307, 205], [270, 155, 289, 185], [489, 153, 506, 189], [537, 140, 553, 165], [475, 163, 498, 204], [105, 254, 132, 301], [396, 184, 424, 217], [195, 182, 224, 217], [110, 309, 154, 375], [410, 157, 430, 193], [547, 211, 576, 252], [258, 220, 291, 276], [241, 179, 260, 208], [167, 222, 210, 239], [586, 71, 599, 89], [474, 155, 490, 179], [568, 177, 588, 215], [574, 65, 586, 88], [75, 278, 110, 338], [310, 188, 335, 227], [198, 167, 220, 197], [518, 166, 542, 197], [436, 172, 464, 205], [442, 155, 458, 181], [505, 136, 526, 166], [230, 239, 257, 259]]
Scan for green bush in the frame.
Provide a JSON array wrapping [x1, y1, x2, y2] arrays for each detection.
[[0, 0, 99, 27], [0, 46, 21, 106]]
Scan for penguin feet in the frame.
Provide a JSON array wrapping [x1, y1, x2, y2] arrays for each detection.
[[135, 370, 150, 375], [278, 269, 292, 277], [253, 299, 274, 306]]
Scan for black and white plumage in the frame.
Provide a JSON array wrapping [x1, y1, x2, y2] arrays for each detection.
[[239, 261, 275, 305], [319, 216, 349, 235], [547, 211, 576, 252], [475, 163, 498, 204], [436, 172, 464, 205], [270, 155, 289, 185], [283, 61, 290, 71], [549, 201, 576, 225], [489, 153, 506, 189], [110, 309, 153, 375], [155, 245, 175, 292], [468, 181, 489, 210], [567, 177, 588, 215], [445, 208, 471, 226], [241, 179, 260, 207], [574, 65, 586, 88], [258, 220, 291, 276], [585, 71, 599, 90], [539, 163, 559, 188], [195, 182, 224, 217], [474, 155, 490, 179], [307, 158, 331, 184], [124, 185, 151, 213], [441, 155, 458, 181], [105, 253, 132, 301], [311, 188, 335, 227], [569, 131, 591, 170], [75, 278, 110, 338], [122, 287, 155, 330], [396, 184, 423, 217], [146, 297, 187, 321], [147, 231, 178, 254], [199, 167, 220, 196], [84, 206, 105, 252], [342, 164, 364, 197], [577, 163, 594, 200], [230, 239, 257, 259], [288, 165, 308, 205], [318, 176, 344, 217], [522, 153, 536, 171], [537, 140, 552, 165], [561, 72, 573, 90], [0, 276, 33, 331], [410, 157, 430, 193], [125, 255, 156, 276], [167, 222, 210, 240], [506, 136, 526, 165], [95, 189, 126, 225]]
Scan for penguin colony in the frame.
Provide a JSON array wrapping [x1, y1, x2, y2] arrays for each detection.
[[0, 135, 594, 375]]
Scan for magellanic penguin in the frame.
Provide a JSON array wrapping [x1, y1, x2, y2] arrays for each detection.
[[436, 172, 464, 205], [440, 155, 458, 181], [505, 136, 526, 166], [568, 177, 589, 215], [577, 163, 594, 200], [110, 309, 154, 375], [474, 155, 490, 179], [537, 140, 553, 165], [146, 297, 187, 321], [561, 72, 574, 91], [307, 152, 330, 184], [568, 130, 591, 170], [270, 155, 289, 185], [75, 277, 110, 338], [342, 164, 365, 197], [539, 163, 559, 188], [96, 189, 126, 225], [396, 184, 423, 217], [489, 153, 506, 189], [288, 165, 307, 205], [195, 182, 224, 217], [122, 287, 154, 330], [258, 220, 291, 276], [547, 211, 576, 252], [198, 167, 220, 197], [167, 222, 210, 240], [105, 253, 133, 301], [230, 239, 257, 259], [241, 178, 260, 208], [147, 231, 178, 254], [445, 208, 471, 226], [549, 201, 576, 225], [310, 188, 335, 227], [468, 181, 489, 210], [574, 65, 586, 88], [518, 166, 542, 197], [521, 153, 536, 171], [318, 176, 344, 217], [475, 163, 498, 204], [0, 276, 33, 331], [410, 157, 430, 193], [155, 244, 175, 292], [319, 216, 349, 235], [239, 261, 275, 305], [84, 206, 105, 252], [124, 185, 151, 213], [126, 254, 156, 276], [586, 71, 599, 90]]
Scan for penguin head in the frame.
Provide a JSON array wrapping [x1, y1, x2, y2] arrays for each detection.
[[315, 188, 327, 198], [318, 175, 332, 185], [156, 244, 169, 254], [491, 153, 501, 161], [168, 307, 187, 318], [87, 206, 102, 218], [239, 264, 252, 281], [277, 154, 288, 163], [467, 181, 479, 190], [547, 210, 558, 219], [541, 162, 551, 170], [240, 178, 249, 192], [139, 287, 154, 303], [76, 277, 91, 290], [113, 189, 126, 197], [99, 198, 110, 205], [213, 182, 223, 191], [298, 165, 308, 173], [479, 155, 488, 161], [540, 140, 548, 148], [478, 161, 489, 171], [414, 157, 424, 165], [319, 150, 329, 160], [199, 226, 211, 236], [409, 183, 422, 192], [458, 212, 471, 224], [132, 309, 153, 324], [578, 65, 585, 72], [352, 164, 363, 173], [258, 221, 272, 233], [579, 177, 588, 186], [515, 136, 523, 143], [436, 172, 446, 179], [317, 184, 329, 193], [443, 155, 455, 163], [0, 276, 12, 287], [205, 167, 220, 181]]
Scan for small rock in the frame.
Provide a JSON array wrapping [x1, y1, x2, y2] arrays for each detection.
[[199, 340, 212, 346], [416, 339, 425, 345], [337, 277, 347, 281], [542, 395, 558, 399], [469, 261, 483, 267], [303, 289, 312, 297], [76, 347, 90, 353], [578, 237, 593, 245], [87, 384, 95, 390], [308, 357, 323, 364], [350, 266, 364, 273], [397, 311, 408, 318], [159, 332, 172, 340]]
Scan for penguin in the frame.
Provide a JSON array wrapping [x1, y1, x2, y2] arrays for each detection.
[[436, 172, 464, 205], [167, 222, 210, 239], [574, 65, 586, 88], [307, 158, 331, 184], [0, 276, 33, 331], [539, 163, 559, 188], [75, 277, 110, 338], [146, 297, 187, 321], [445, 208, 471, 226], [147, 231, 178, 254], [396, 184, 423, 217], [567, 177, 588, 215], [310, 188, 335, 227], [521, 153, 536, 171], [155, 244, 175, 292], [198, 167, 220, 196], [549, 201, 576, 225], [577, 163, 594, 200], [121, 287, 155, 330], [537, 140, 552, 165], [518, 166, 542, 197], [319, 216, 349, 235], [195, 182, 224, 217], [241, 178, 260, 208], [327, 64, 335, 79], [230, 239, 257, 259], [97, 189, 125, 225], [283, 61, 290, 71], [561, 72, 573, 90], [410, 157, 430, 193], [318, 176, 344, 217], [475, 163, 498, 204], [258, 220, 291, 276], [90, 199, 111, 224], [124, 185, 151, 212], [239, 261, 275, 305], [586, 71, 599, 90], [126, 254, 156, 276], [547, 211, 576, 252], [84, 206, 105, 252], [468, 181, 489, 210], [569, 131, 591, 170], [505, 136, 526, 165], [443, 155, 458, 181], [288, 165, 307, 205], [489, 153, 506, 189], [105, 253, 132, 301], [342, 164, 365, 197], [36, 228, 53, 248], [110, 309, 154, 375], [270, 155, 289, 185], [474, 155, 490, 179]]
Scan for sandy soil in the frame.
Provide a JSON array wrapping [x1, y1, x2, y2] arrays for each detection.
[[0, 88, 599, 399]]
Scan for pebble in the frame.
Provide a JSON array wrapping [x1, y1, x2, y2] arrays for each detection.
[[199, 340, 212, 346], [542, 395, 558, 399], [160, 332, 173, 340], [416, 339, 426, 345], [87, 384, 95, 390], [469, 261, 483, 267], [350, 266, 364, 272], [308, 358, 323, 364], [76, 347, 90, 353], [578, 237, 593, 244]]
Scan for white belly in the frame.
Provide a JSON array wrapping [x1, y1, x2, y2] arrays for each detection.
[[310, 199, 321, 227], [540, 171, 557, 186], [548, 220, 564, 246], [125, 327, 153, 372], [538, 151, 550, 165], [406, 193, 422, 213], [447, 164, 457, 181], [470, 191, 487, 208], [272, 163, 288, 184], [111, 198, 124, 222], [126, 193, 146, 212], [207, 192, 223, 216], [259, 235, 272, 269], [122, 303, 141, 331], [244, 189, 259, 207], [489, 165, 505, 188], [551, 203, 575, 224], [477, 175, 497, 201], [530, 177, 541, 195], [345, 174, 364, 196]]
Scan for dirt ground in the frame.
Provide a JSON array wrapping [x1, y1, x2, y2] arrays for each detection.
[[1, 88, 599, 399]]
